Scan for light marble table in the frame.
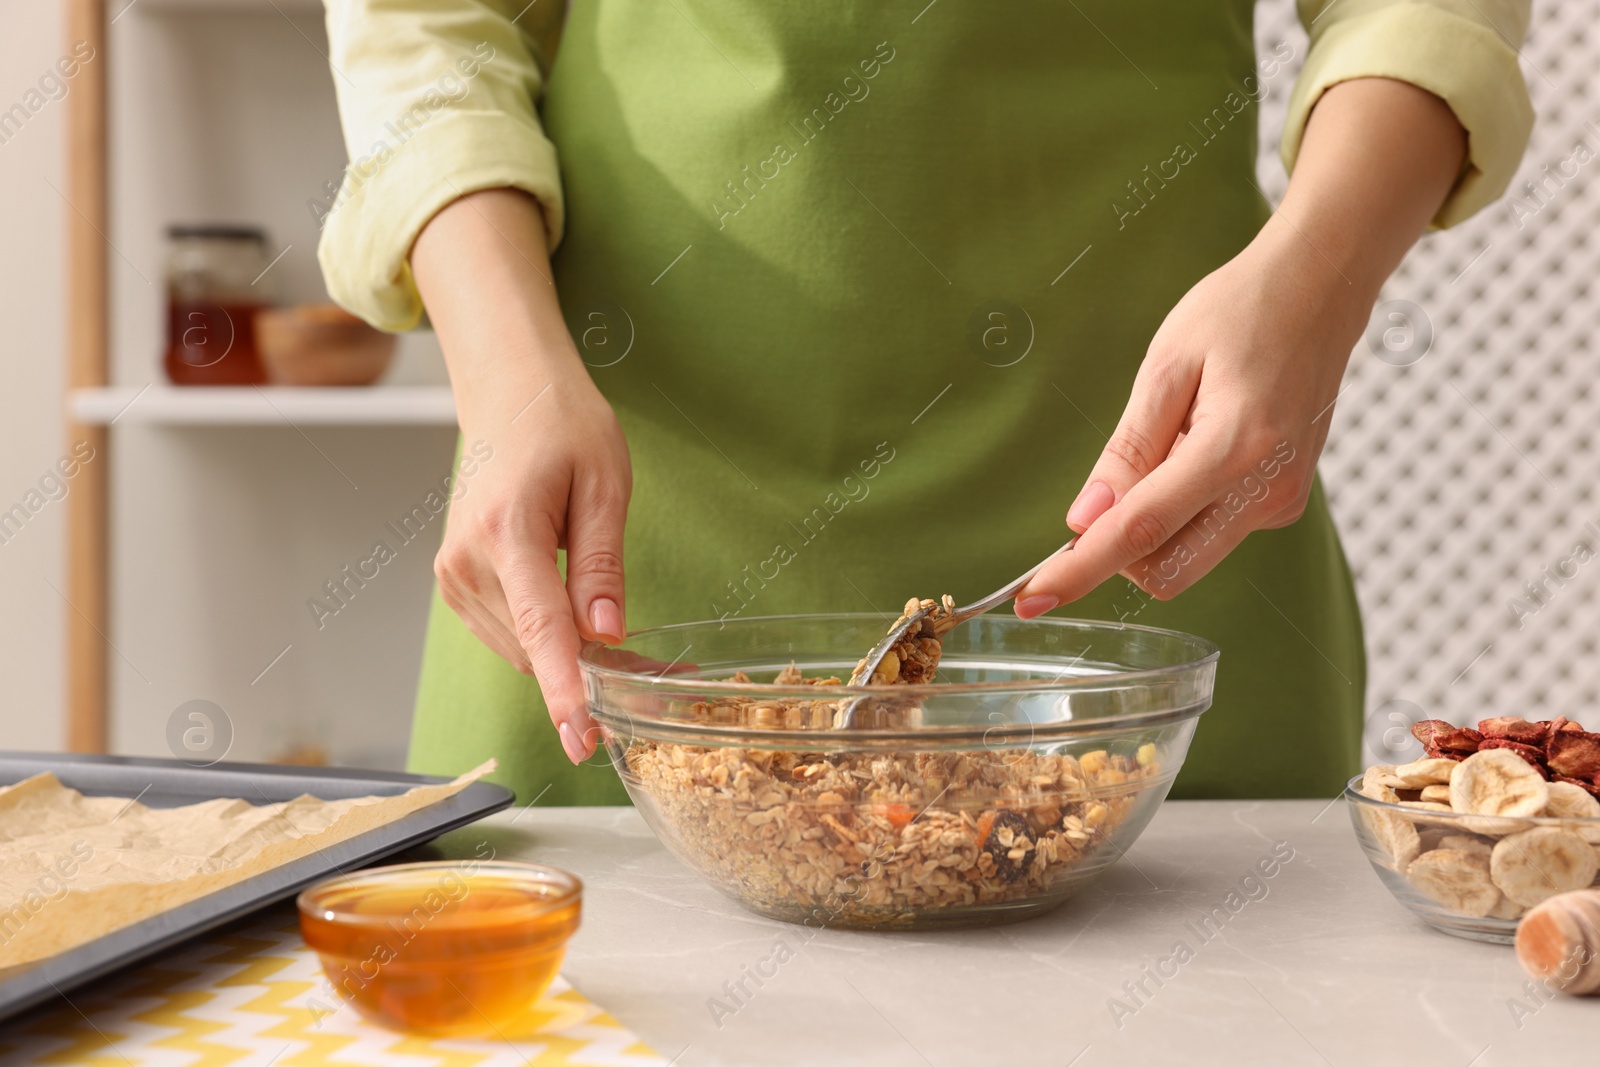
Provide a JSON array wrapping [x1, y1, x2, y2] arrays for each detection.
[[422, 801, 1595, 1067]]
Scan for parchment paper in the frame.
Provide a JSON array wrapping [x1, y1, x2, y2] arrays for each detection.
[[0, 760, 495, 969]]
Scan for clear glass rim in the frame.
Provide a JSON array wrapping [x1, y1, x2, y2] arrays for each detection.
[[579, 612, 1220, 698], [1343, 774, 1600, 825], [296, 860, 582, 927], [580, 613, 1218, 744]]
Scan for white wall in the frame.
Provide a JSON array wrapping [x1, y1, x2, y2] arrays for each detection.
[[0, 1, 70, 751]]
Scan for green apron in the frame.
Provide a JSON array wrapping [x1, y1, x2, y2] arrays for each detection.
[[409, 0, 1365, 803]]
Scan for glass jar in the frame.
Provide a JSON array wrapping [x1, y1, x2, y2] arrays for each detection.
[[163, 225, 273, 385]]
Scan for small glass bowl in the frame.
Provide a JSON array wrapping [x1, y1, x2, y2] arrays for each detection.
[[297, 860, 581, 1035], [581, 613, 1218, 930], [1346, 776, 1600, 944]]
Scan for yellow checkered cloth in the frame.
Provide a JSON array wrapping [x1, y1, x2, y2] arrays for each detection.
[[2, 904, 665, 1066]]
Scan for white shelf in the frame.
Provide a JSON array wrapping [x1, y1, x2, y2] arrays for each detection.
[[72, 385, 458, 425]]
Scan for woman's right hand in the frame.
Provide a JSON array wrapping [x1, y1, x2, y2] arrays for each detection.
[[412, 189, 630, 764]]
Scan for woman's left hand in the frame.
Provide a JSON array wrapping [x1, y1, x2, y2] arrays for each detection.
[[1013, 75, 1468, 615], [1013, 226, 1368, 614]]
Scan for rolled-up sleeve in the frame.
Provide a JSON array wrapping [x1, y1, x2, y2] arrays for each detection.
[[1284, 0, 1535, 228], [318, 0, 565, 331]]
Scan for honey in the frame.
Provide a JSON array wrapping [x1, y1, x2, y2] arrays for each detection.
[[298, 861, 581, 1036]]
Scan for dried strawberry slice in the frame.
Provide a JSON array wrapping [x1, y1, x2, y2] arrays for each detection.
[[1478, 716, 1550, 745], [1411, 719, 1453, 748], [1477, 738, 1551, 778], [1411, 720, 1484, 757], [1547, 730, 1600, 782]]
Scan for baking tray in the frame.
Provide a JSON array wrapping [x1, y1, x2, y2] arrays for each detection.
[[0, 751, 514, 1023]]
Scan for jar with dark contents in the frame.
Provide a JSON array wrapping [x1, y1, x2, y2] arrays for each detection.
[[163, 225, 273, 385]]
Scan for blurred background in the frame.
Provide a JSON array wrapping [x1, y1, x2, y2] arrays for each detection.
[[0, 0, 1594, 770]]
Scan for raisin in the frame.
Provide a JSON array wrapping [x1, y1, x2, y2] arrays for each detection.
[[981, 810, 1036, 883]]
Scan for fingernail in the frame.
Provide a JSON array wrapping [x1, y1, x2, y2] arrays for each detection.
[[1015, 594, 1059, 619], [589, 597, 624, 643], [1066, 481, 1115, 531], [558, 721, 586, 764]]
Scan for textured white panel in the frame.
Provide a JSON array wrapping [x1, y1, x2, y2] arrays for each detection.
[[1253, 1, 1600, 763]]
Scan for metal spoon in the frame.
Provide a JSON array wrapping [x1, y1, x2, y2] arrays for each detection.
[[837, 540, 1075, 727]]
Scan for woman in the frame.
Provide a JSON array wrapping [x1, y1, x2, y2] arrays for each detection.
[[319, 0, 1532, 804]]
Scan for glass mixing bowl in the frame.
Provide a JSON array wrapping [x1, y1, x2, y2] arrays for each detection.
[[581, 614, 1217, 930]]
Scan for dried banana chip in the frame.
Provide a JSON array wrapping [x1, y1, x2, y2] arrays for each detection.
[[1381, 758, 1459, 789], [1545, 780, 1600, 819], [1396, 800, 1458, 829], [1488, 894, 1526, 921], [1406, 848, 1501, 917], [1449, 748, 1550, 818], [1420, 784, 1452, 804], [1359, 803, 1421, 870], [1490, 827, 1600, 907], [1436, 833, 1494, 857], [1417, 828, 1453, 852], [1361, 766, 1401, 803], [1458, 815, 1526, 837]]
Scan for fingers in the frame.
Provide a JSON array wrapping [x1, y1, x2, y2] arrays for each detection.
[[1125, 491, 1261, 596], [493, 535, 599, 763], [564, 473, 629, 644], [436, 524, 599, 765], [1016, 426, 1234, 610], [1065, 354, 1201, 533], [436, 555, 531, 673]]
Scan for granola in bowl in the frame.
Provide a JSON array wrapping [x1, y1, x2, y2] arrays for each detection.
[[623, 705, 1160, 927], [581, 612, 1218, 930]]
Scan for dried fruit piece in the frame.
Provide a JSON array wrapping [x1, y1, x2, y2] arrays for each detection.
[[1396, 801, 1457, 829], [1458, 815, 1526, 838], [1489, 894, 1526, 920], [981, 810, 1036, 883], [1359, 803, 1421, 870], [1407, 849, 1501, 917], [1360, 766, 1400, 802], [1555, 774, 1600, 799], [1412, 720, 1483, 757], [1436, 833, 1494, 857], [1419, 784, 1451, 804], [1417, 827, 1453, 852], [1479, 717, 1550, 745], [1545, 780, 1600, 820], [1490, 827, 1600, 907], [1477, 738, 1551, 777], [1379, 758, 1458, 789], [1449, 748, 1550, 818], [1547, 730, 1600, 783], [879, 803, 916, 830]]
